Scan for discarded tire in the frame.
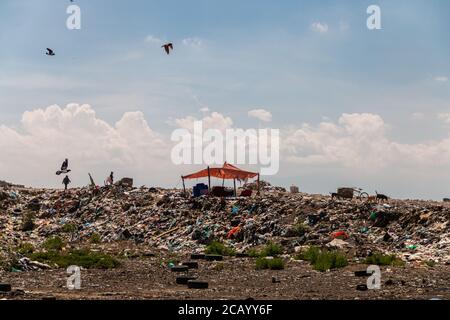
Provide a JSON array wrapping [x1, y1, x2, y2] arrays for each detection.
[[171, 266, 189, 272], [191, 254, 205, 260], [356, 284, 368, 291], [176, 276, 198, 285], [0, 283, 11, 292], [188, 280, 209, 289], [236, 253, 249, 258], [182, 261, 199, 269], [205, 255, 223, 261], [354, 271, 370, 277]]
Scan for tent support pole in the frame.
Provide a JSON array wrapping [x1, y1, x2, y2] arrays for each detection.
[[182, 177, 186, 195], [257, 174, 260, 195], [207, 166, 211, 193], [233, 179, 237, 197]]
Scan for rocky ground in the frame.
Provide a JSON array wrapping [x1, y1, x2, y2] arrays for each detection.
[[0, 183, 449, 300]]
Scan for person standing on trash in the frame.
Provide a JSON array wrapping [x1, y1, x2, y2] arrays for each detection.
[[62, 175, 71, 191], [105, 172, 114, 186]]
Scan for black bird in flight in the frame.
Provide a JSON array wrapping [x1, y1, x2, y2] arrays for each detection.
[[161, 43, 173, 55], [46, 48, 55, 56]]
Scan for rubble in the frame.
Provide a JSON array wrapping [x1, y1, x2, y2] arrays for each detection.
[[0, 183, 449, 269]]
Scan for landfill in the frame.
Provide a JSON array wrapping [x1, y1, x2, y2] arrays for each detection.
[[1, 181, 449, 268]]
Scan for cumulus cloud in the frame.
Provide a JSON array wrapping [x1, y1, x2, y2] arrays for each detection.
[[174, 112, 233, 132], [438, 113, 450, 124], [248, 109, 273, 123], [145, 35, 162, 44], [5, 105, 450, 198], [284, 113, 450, 171], [411, 112, 425, 120], [434, 76, 448, 82], [311, 22, 329, 33], [0, 104, 169, 187], [182, 37, 204, 48]]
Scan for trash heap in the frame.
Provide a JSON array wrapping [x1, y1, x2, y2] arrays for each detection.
[[0, 184, 449, 267]]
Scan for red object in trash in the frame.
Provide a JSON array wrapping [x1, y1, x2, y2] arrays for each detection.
[[331, 231, 349, 240], [227, 226, 241, 239]]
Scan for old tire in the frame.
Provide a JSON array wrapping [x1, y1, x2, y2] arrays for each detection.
[[236, 253, 249, 258], [205, 255, 223, 261], [0, 283, 11, 292], [176, 276, 198, 285], [188, 280, 209, 289], [191, 253, 205, 260], [354, 271, 370, 277], [182, 261, 199, 269], [171, 266, 189, 272], [356, 284, 368, 291]]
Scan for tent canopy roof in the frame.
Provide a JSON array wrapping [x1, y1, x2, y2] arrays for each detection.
[[182, 162, 259, 181]]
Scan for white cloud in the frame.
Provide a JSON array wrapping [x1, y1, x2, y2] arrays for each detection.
[[411, 112, 425, 120], [145, 35, 162, 44], [0, 104, 169, 187], [122, 51, 144, 61], [248, 109, 273, 123], [284, 113, 450, 170], [174, 112, 233, 132], [311, 22, 329, 33], [438, 113, 450, 124], [435, 76, 448, 82], [5, 105, 450, 199], [182, 37, 204, 48], [199, 107, 210, 113]]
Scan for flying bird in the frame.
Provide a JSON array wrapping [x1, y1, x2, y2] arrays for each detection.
[[161, 43, 173, 55], [46, 48, 55, 56]]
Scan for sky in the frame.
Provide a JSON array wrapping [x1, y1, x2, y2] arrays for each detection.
[[0, 0, 449, 200]]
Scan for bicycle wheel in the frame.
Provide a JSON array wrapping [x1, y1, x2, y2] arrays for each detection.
[[359, 192, 369, 200]]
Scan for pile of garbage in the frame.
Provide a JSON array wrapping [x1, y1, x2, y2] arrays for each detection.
[[0, 183, 449, 268]]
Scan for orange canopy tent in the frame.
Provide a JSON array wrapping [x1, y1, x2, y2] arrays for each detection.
[[182, 162, 260, 195]]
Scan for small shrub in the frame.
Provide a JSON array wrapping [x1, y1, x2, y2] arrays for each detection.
[[295, 246, 321, 263], [256, 257, 285, 270], [21, 213, 35, 232], [294, 223, 310, 236], [90, 233, 101, 244], [30, 249, 120, 269], [17, 243, 35, 256], [296, 246, 348, 272], [425, 260, 436, 268], [364, 253, 405, 267], [61, 223, 77, 234], [205, 240, 236, 256], [43, 236, 65, 252], [313, 251, 348, 272], [247, 248, 261, 258], [261, 242, 283, 257]]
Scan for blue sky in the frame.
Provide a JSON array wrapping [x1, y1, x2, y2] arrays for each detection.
[[1, 0, 450, 199]]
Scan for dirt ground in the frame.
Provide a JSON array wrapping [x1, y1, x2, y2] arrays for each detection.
[[1, 252, 449, 300]]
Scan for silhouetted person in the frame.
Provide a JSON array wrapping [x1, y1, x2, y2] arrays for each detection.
[[105, 172, 114, 186], [61, 159, 69, 171], [63, 175, 71, 191]]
